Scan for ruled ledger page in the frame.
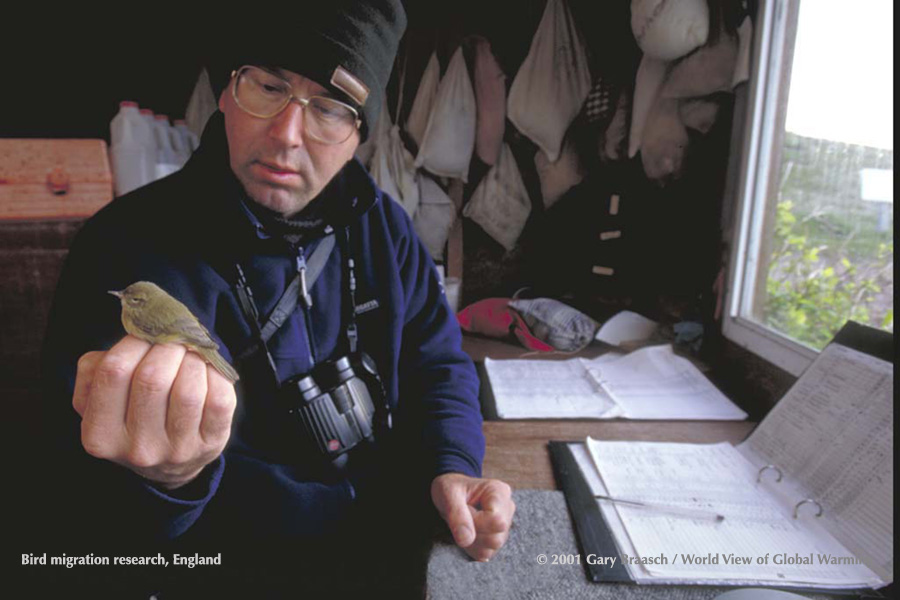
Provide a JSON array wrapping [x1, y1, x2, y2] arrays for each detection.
[[485, 345, 747, 420], [592, 345, 748, 420], [484, 355, 623, 419], [739, 343, 894, 583], [586, 438, 884, 587]]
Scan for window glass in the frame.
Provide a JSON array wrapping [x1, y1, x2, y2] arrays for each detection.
[[753, 0, 893, 350]]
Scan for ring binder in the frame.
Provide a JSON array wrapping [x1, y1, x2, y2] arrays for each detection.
[[793, 498, 824, 519], [757, 468, 825, 519], [557, 330, 893, 591], [756, 464, 783, 483]]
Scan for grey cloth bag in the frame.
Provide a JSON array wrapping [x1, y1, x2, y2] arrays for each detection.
[[509, 298, 599, 352]]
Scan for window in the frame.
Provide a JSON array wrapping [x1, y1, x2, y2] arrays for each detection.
[[724, 0, 893, 376]]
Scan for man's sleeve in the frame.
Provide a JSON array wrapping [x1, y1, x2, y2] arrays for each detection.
[[392, 206, 485, 481]]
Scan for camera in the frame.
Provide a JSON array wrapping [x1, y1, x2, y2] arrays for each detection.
[[279, 353, 389, 467]]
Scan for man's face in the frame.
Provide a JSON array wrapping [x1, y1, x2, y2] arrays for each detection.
[[219, 66, 361, 218]]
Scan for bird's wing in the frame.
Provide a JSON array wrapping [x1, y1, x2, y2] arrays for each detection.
[[129, 312, 169, 340], [131, 311, 220, 350], [171, 316, 220, 350]]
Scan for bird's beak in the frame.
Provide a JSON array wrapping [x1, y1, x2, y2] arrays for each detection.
[[108, 290, 123, 299]]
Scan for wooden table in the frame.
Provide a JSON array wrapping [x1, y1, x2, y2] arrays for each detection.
[[482, 420, 756, 490]]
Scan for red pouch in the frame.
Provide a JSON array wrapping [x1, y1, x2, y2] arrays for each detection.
[[456, 298, 554, 352]]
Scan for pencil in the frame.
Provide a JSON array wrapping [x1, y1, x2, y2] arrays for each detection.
[[594, 494, 726, 522]]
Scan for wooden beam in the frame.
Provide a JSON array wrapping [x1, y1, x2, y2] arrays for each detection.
[[446, 178, 464, 280]]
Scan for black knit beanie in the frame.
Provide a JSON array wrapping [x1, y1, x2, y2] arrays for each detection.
[[207, 1, 406, 143]]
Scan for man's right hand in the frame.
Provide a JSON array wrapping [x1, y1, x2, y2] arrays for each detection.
[[72, 335, 237, 490]]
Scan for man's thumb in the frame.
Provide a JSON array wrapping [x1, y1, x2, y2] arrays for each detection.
[[446, 498, 476, 547]]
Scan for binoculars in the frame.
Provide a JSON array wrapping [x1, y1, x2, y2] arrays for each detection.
[[280, 353, 387, 465]]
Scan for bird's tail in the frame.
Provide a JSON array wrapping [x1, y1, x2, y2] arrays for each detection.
[[195, 347, 240, 383]]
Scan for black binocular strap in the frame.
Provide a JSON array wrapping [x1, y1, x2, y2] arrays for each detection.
[[337, 227, 359, 355], [235, 234, 335, 361], [258, 234, 336, 344]]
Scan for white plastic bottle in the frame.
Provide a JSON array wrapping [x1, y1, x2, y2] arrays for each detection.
[[152, 114, 181, 179], [167, 118, 190, 168], [139, 108, 159, 182], [174, 119, 199, 155], [109, 101, 154, 196]]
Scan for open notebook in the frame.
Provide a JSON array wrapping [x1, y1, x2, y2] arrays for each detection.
[[485, 344, 747, 420], [554, 331, 892, 591]]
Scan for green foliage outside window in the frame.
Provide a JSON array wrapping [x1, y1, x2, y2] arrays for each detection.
[[764, 200, 893, 350]]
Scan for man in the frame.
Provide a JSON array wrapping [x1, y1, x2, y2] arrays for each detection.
[[36, 2, 513, 596]]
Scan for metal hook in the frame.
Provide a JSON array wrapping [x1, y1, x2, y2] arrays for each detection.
[[793, 498, 824, 519], [757, 464, 783, 484]]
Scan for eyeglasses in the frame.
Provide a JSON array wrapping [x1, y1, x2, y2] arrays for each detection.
[[230, 65, 361, 145]]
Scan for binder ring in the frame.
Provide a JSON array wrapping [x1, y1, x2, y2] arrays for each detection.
[[793, 498, 824, 519], [757, 464, 783, 483]]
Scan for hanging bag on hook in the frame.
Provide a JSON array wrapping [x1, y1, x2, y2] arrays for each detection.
[[472, 37, 507, 166], [628, 55, 669, 158], [405, 52, 441, 149], [370, 103, 420, 218], [462, 143, 531, 252], [415, 47, 477, 182], [630, 0, 709, 61], [535, 138, 584, 210], [507, 0, 592, 162]]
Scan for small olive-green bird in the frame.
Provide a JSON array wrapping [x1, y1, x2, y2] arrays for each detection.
[[109, 281, 240, 383]]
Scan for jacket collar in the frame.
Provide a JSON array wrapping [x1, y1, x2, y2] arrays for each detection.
[[186, 111, 379, 243]]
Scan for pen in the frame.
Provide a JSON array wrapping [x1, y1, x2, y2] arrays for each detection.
[[594, 494, 726, 522]]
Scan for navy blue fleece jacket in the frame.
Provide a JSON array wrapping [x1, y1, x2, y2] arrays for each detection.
[[39, 112, 483, 546]]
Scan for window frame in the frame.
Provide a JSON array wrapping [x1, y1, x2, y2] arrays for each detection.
[[723, 0, 819, 377]]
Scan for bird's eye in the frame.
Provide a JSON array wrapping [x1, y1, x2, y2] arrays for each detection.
[[128, 297, 145, 306]]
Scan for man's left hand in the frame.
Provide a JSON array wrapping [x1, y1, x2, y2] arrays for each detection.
[[431, 473, 515, 562]]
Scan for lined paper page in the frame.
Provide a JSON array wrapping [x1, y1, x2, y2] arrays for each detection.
[[485, 346, 747, 420], [740, 343, 894, 582], [591, 345, 748, 420], [570, 443, 645, 574], [586, 438, 882, 587], [485, 356, 622, 419]]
